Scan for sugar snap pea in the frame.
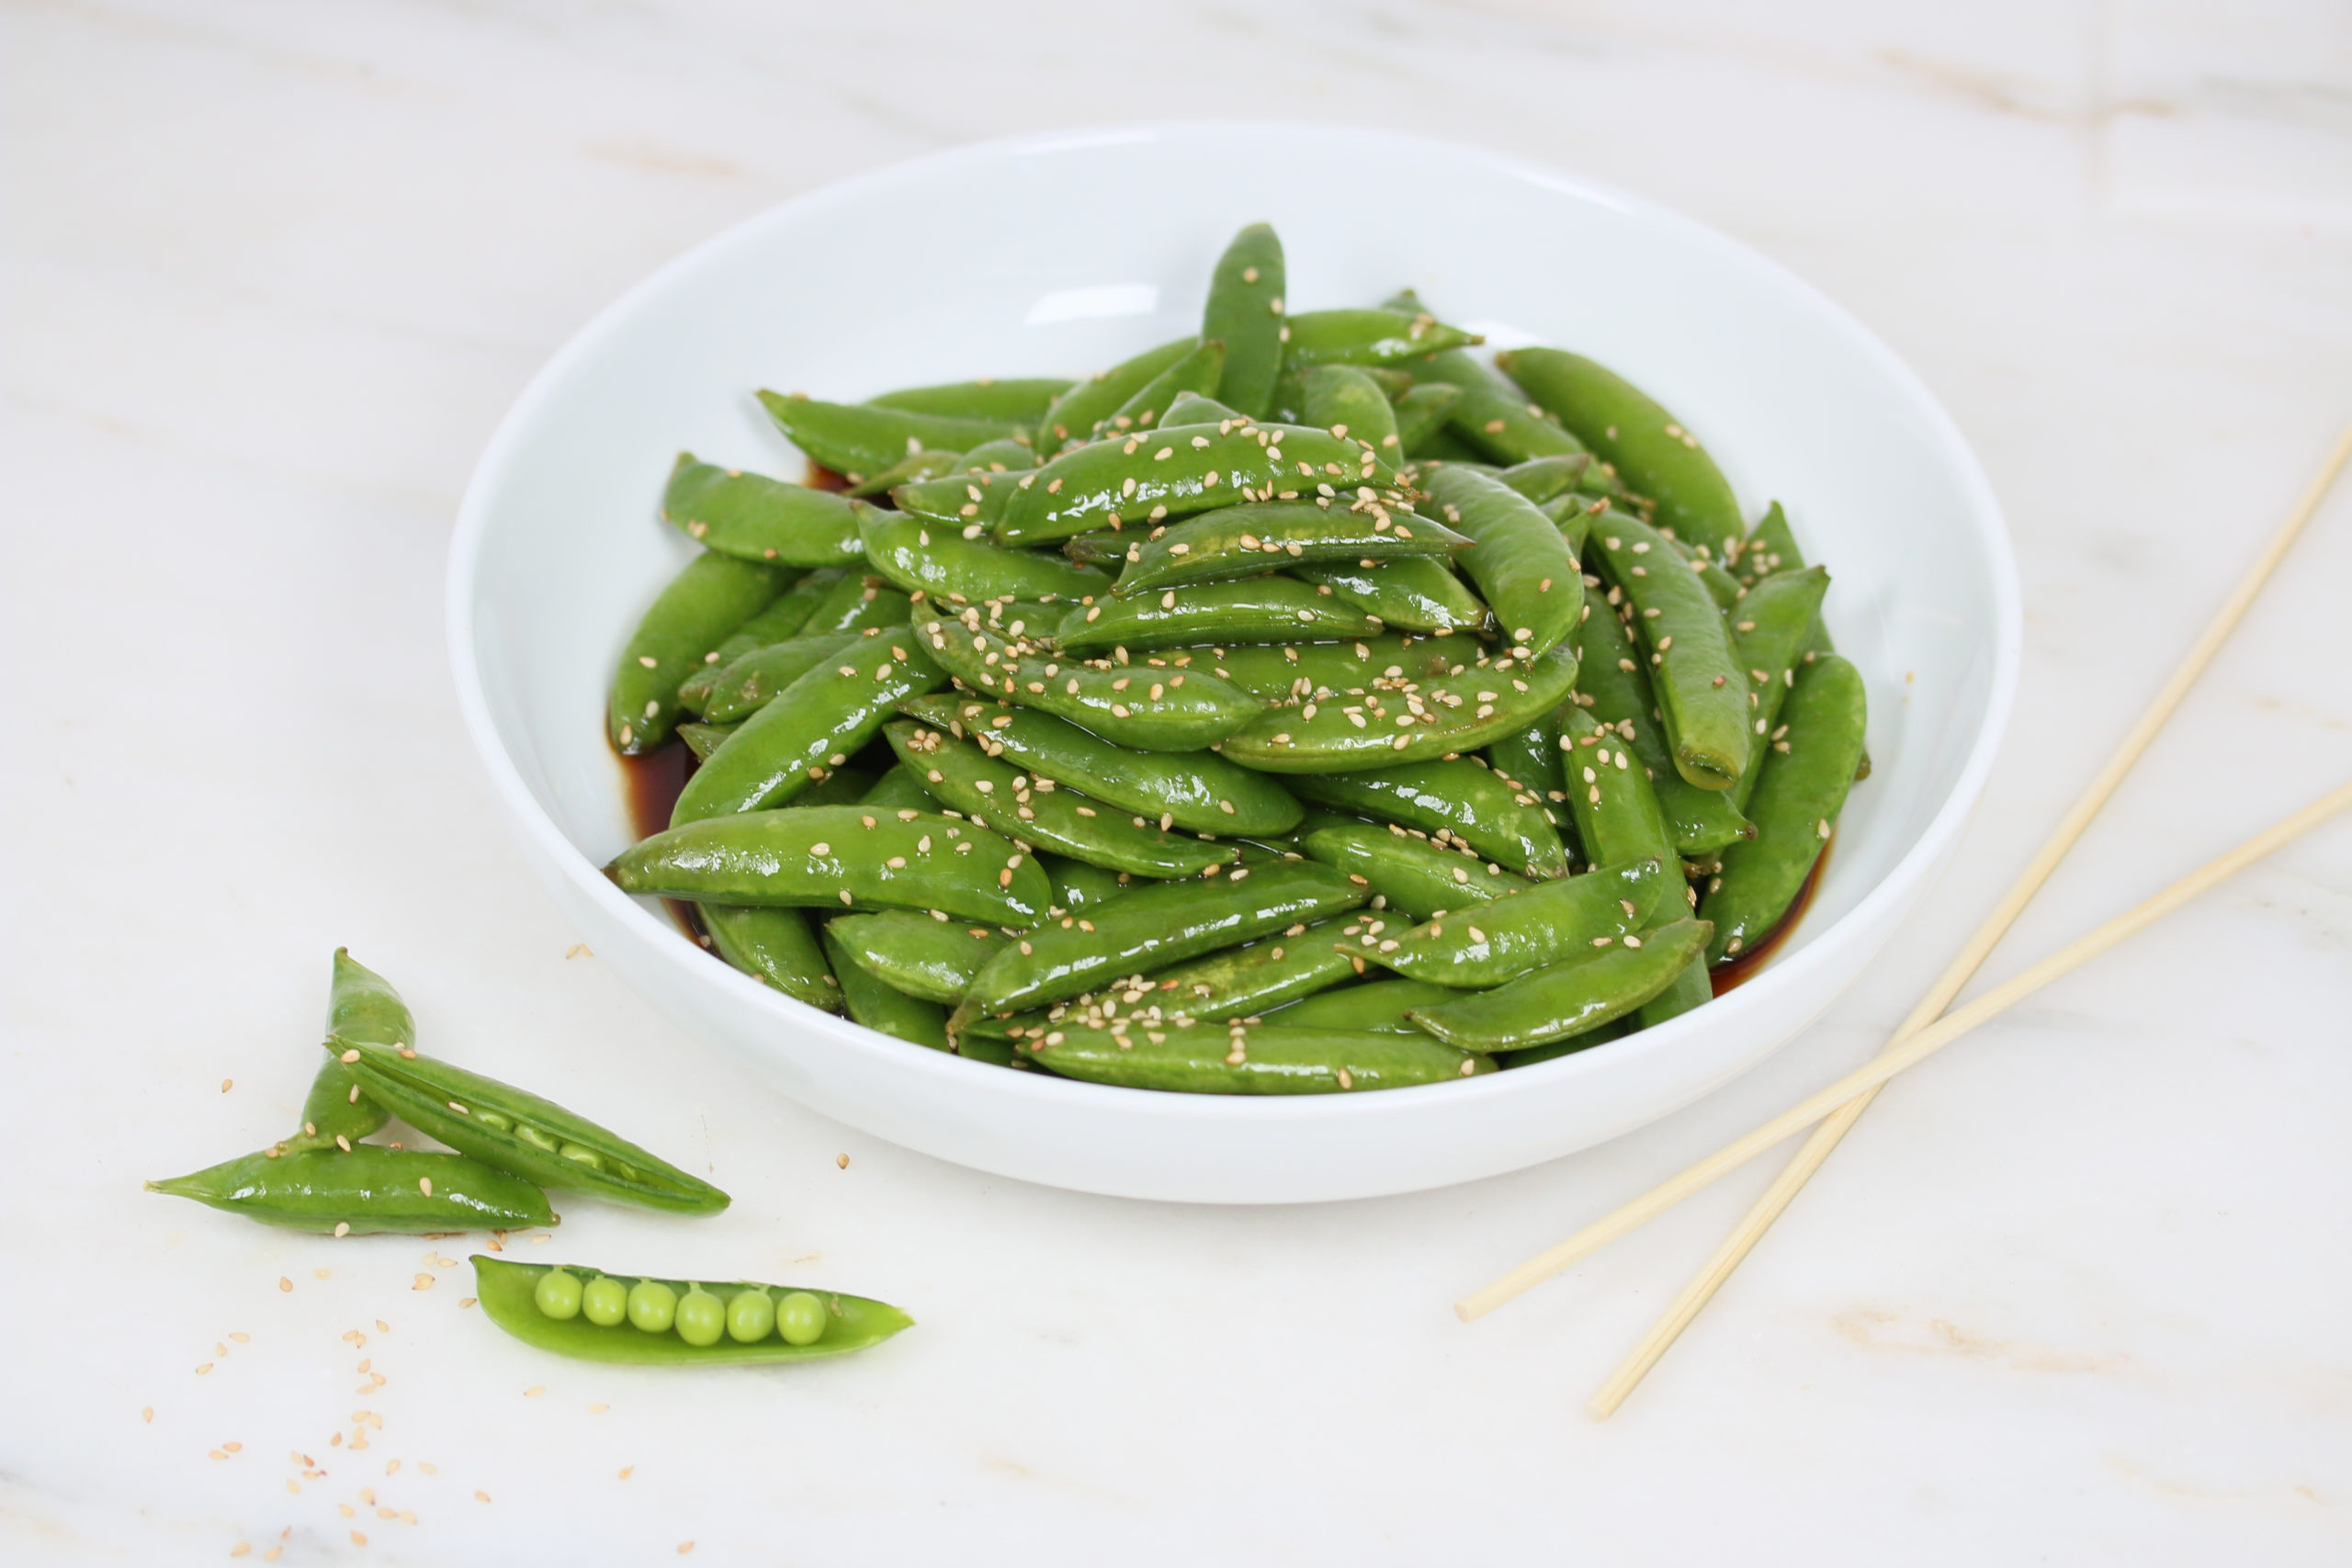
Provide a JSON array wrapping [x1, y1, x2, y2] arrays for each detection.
[[1702, 652, 1865, 964], [472, 1257, 910, 1365], [610, 805, 1052, 925], [1037, 336, 1198, 455], [1588, 509, 1750, 789], [678, 721, 739, 761], [1724, 565, 1831, 809], [1486, 714, 1566, 825], [1557, 706, 1679, 870], [1112, 499, 1467, 594], [988, 919, 1359, 1043], [808, 570, 912, 633], [701, 904, 839, 1010], [1041, 854, 1131, 915], [821, 926, 952, 1050], [755, 391, 1019, 481], [1103, 338, 1227, 436], [1496, 348, 1743, 549], [826, 910, 1004, 1004], [678, 571, 838, 712], [1300, 363, 1405, 466], [1269, 977, 1456, 1032], [671, 630, 944, 823], [1568, 592, 1752, 856], [1289, 556, 1489, 636], [279, 948, 401, 1154], [993, 421, 1400, 547], [662, 456, 868, 566], [1407, 916, 1712, 1051], [1020, 1021, 1488, 1093], [1057, 576, 1382, 652], [899, 694, 1301, 836], [1180, 634, 1462, 702], [695, 630, 866, 725], [334, 1038, 729, 1214], [149, 1147, 555, 1234], [954, 860, 1366, 1024], [845, 449, 960, 497], [858, 504, 1109, 604], [1297, 821, 1533, 922], [1280, 308, 1481, 369], [1219, 640, 1579, 773], [858, 763, 935, 812], [889, 464, 1027, 531], [1284, 757, 1566, 878], [611, 553, 789, 753], [883, 720, 1237, 878], [1419, 464, 1584, 659], [911, 607, 1261, 751], [1392, 382, 1465, 457], [1745, 502, 1867, 781], [1499, 1016, 1634, 1068], [1408, 350, 1585, 464], [1635, 953, 1713, 1029], [867, 377, 1070, 423], [1354, 858, 1667, 988], [1495, 453, 1599, 506], [954, 435, 1042, 473], [1203, 223, 1286, 418], [1161, 389, 1242, 426]]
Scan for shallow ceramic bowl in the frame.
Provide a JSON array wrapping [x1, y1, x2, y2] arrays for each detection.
[[448, 123, 2018, 1203]]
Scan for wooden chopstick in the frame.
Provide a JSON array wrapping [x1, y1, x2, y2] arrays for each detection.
[[1454, 777, 2352, 1326], [1454, 417, 2352, 1333], [1576, 418, 2352, 1416]]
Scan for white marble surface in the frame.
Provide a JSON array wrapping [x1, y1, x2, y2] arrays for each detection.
[[5, 2, 2350, 1562]]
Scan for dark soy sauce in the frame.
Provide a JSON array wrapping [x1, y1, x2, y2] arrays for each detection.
[[616, 739, 707, 942], [1708, 835, 1830, 998]]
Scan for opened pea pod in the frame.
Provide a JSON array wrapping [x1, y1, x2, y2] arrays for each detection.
[[473, 1258, 910, 1366]]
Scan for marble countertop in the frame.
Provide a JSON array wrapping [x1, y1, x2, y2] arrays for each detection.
[[6, 2, 2349, 1562]]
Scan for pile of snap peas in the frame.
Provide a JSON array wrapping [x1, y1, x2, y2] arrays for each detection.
[[607, 223, 1870, 1091]]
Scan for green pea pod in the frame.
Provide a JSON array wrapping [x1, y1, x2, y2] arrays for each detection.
[[1280, 308, 1481, 369], [858, 505, 1109, 605], [796, 764, 876, 807], [1668, 534, 1747, 611], [1500, 1016, 1634, 1069], [1269, 977, 1456, 1033], [611, 553, 789, 753], [844, 448, 962, 497], [955, 861, 1367, 1024], [867, 377, 1071, 423], [1301, 364, 1405, 466], [1486, 715, 1566, 828], [1113, 499, 1467, 595], [282, 947, 406, 1152], [1392, 382, 1465, 457], [1020, 1020, 1488, 1092], [1407, 351, 1585, 464], [701, 905, 839, 1011], [883, 721, 1237, 878], [899, 694, 1302, 836], [1419, 464, 1584, 660], [858, 763, 936, 813], [1724, 566, 1832, 809], [1201, 223, 1286, 418], [678, 722, 739, 761], [1746, 502, 1867, 782], [1588, 510, 1750, 790], [1702, 653, 1866, 964], [1407, 917, 1713, 1052], [672, 631, 944, 824], [1355, 858, 1667, 988], [911, 608, 1261, 751], [1102, 338, 1227, 437], [1495, 348, 1744, 550], [1180, 633, 1463, 702], [995, 421, 1402, 547], [954, 435, 1043, 472], [662, 456, 868, 567], [1569, 592, 1753, 856], [472, 1257, 910, 1365], [333, 1039, 729, 1214], [614, 806, 1051, 925], [1289, 557, 1489, 636], [693, 631, 867, 726], [1284, 757, 1566, 879], [1038, 336, 1199, 455], [1297, 821, 1533, 922], [826, 911, 1005, 1004], [1558, 707, 1679, 868], [149, 1147, 555, 1234], [889, 464, 1028, 531], [1491, 454, 1594, 505], [1635, 952, 1714, 1029], [1161, 390, 1242, 426], [805, 571, 910, 634], [986, 919, 1360, 1042], [1220, 641, 1580, 773], [820, 927, 953, 1050], [1041, 854, 1132, 916], [755, 391, 1019, 481], [1057, 577, 1382, 653]]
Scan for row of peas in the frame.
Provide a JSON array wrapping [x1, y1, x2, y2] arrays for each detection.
[[531, 1267, 829, 1348]]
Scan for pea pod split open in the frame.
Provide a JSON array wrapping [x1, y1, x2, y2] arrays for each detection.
[[471, 1257, 910, 1366]]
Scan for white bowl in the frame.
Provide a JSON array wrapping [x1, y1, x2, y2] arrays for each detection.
[[448, 123, 2018, 1204]]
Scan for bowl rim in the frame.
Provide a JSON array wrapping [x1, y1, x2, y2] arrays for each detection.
[[446, 118, 2021, 1129]]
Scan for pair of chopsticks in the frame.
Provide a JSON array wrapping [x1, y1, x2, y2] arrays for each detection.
[[1455, 418, 2352, 1419]]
